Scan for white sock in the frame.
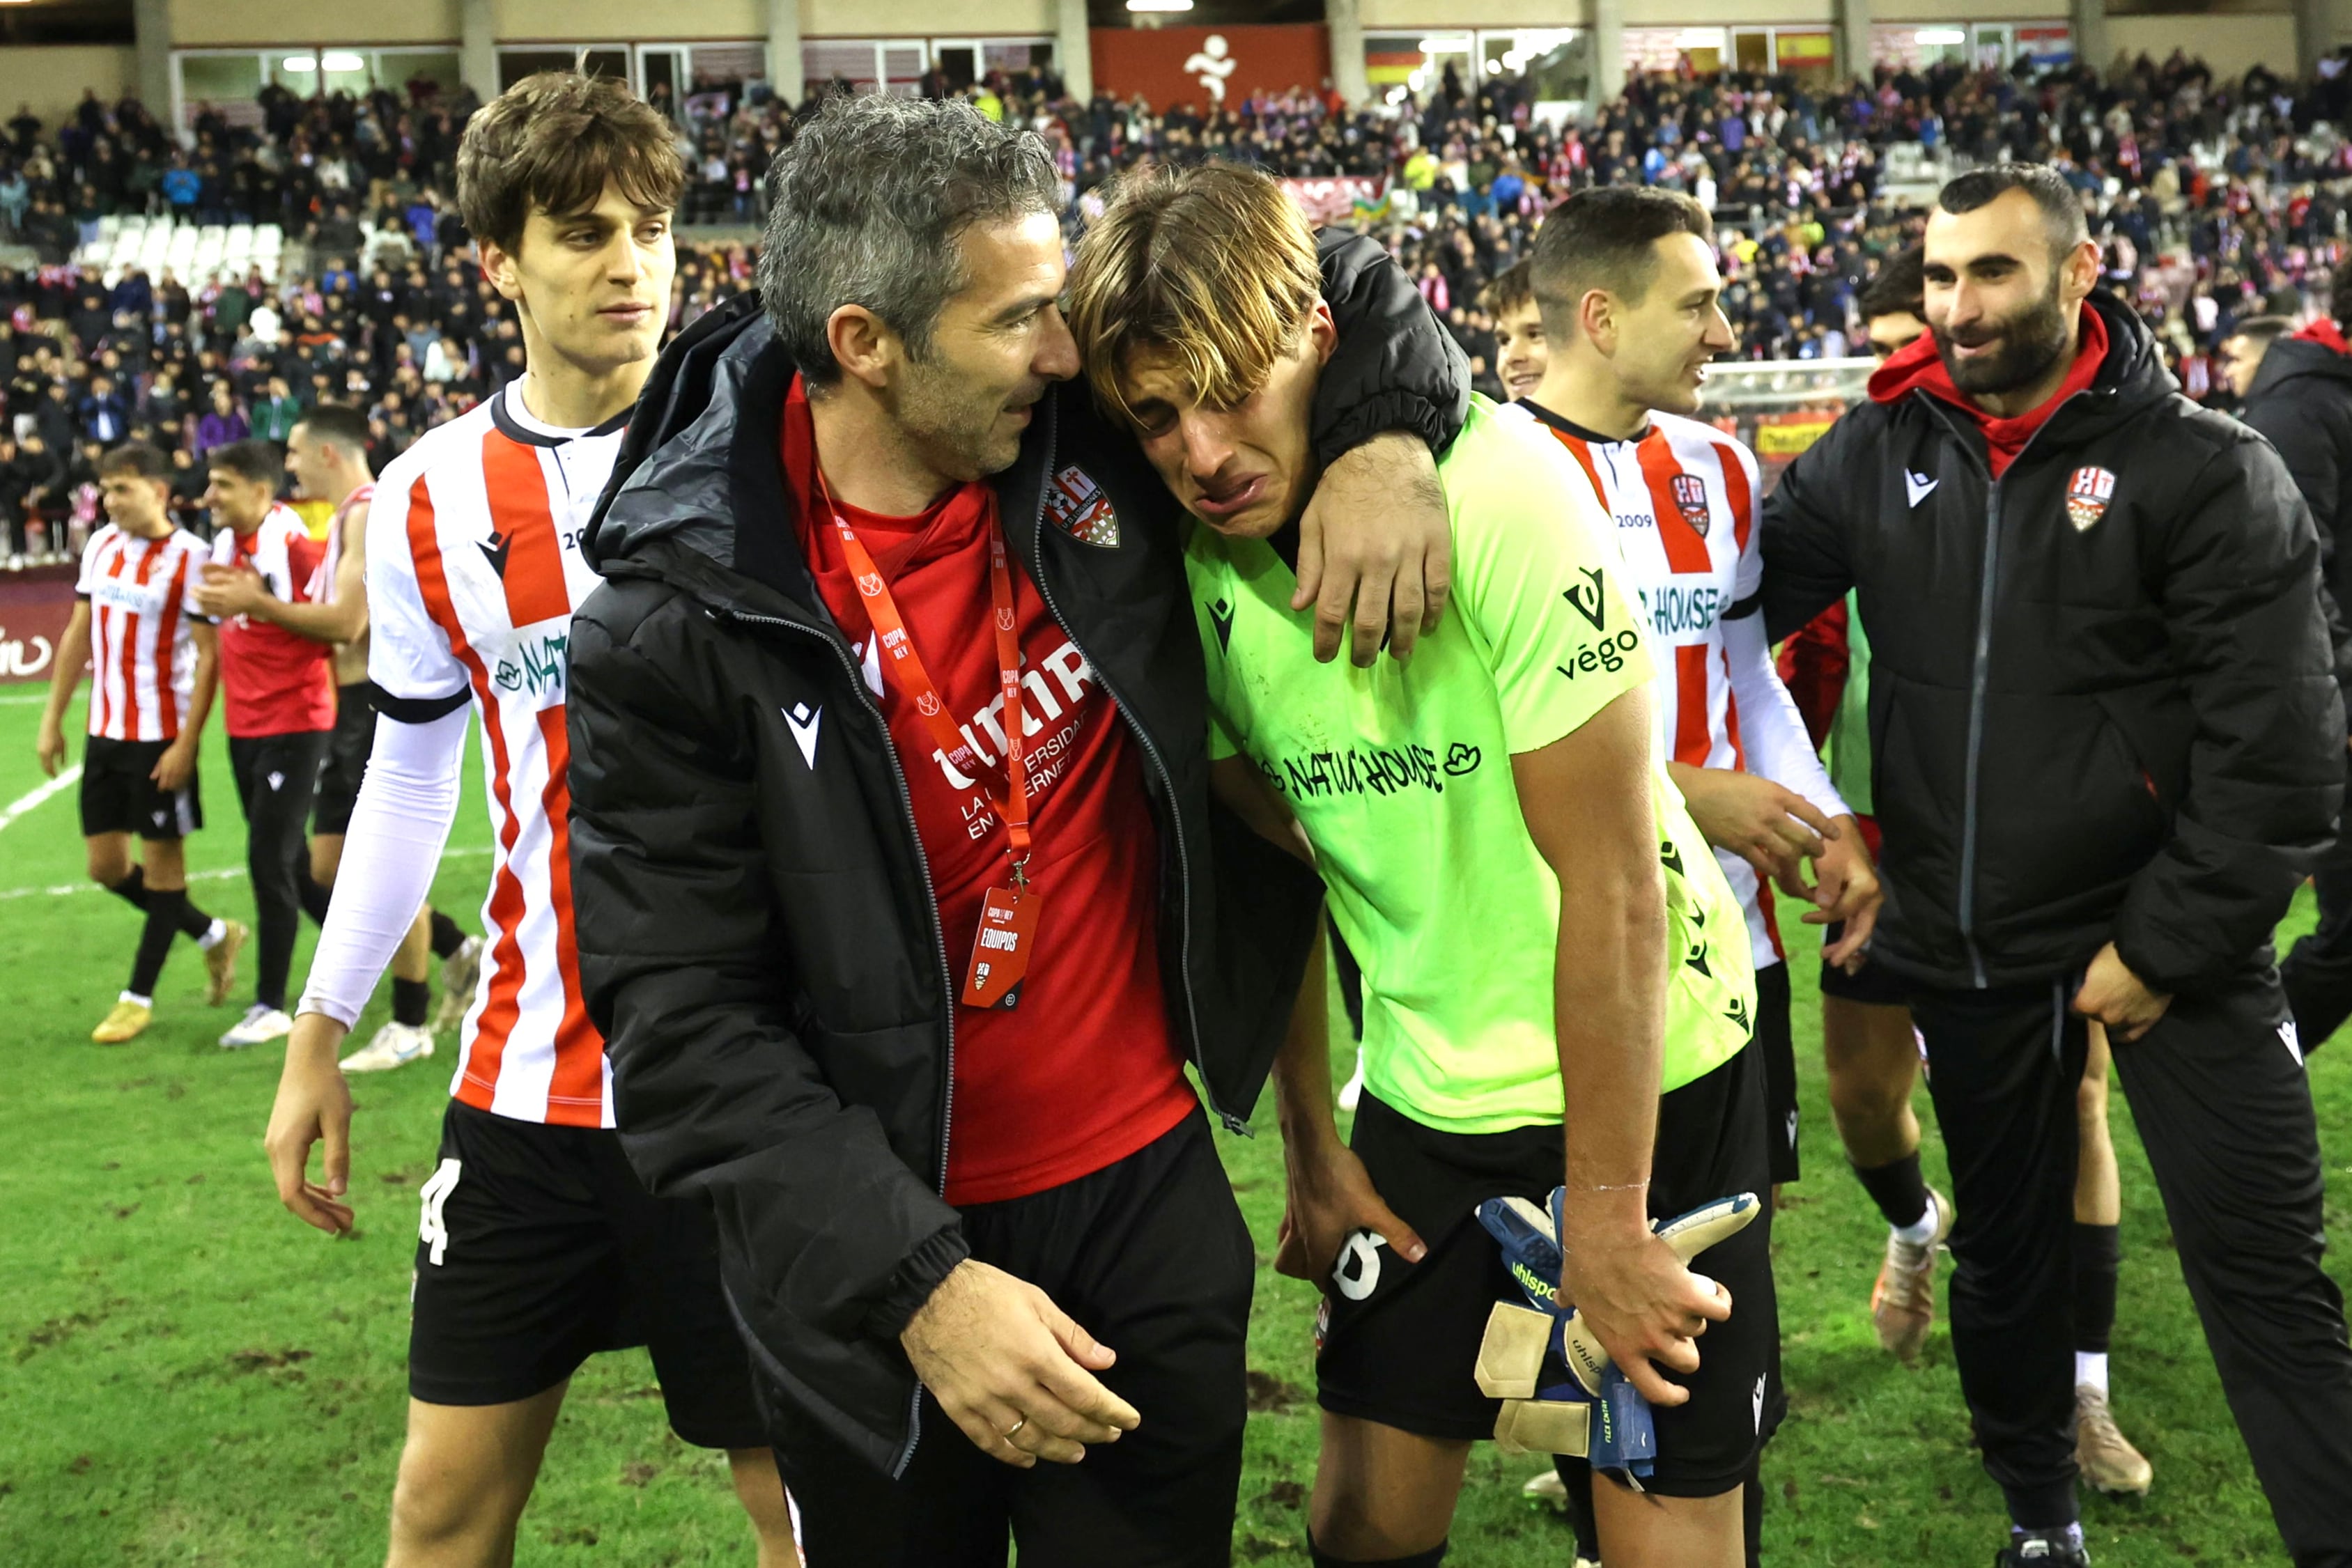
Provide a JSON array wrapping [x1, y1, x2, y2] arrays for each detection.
[[2076, 1351, 2109, 1395], [1893, 1191, 1941, 1247], [118, 989, 152, 1008], [196, 919, 226, 951]]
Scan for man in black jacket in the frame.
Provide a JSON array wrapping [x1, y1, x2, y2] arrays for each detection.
[[1763, 164, 2352, 1568], [565, 96, 1467, 1565], [2237, 285, 2352, 1053]]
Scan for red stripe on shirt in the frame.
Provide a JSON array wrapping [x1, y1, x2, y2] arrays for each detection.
[[1715, 442, 1754, 554], [479, 433, 572, 626], [1672, 643, 1712, 766], [114, 541, 150, 741], [1634, 430, 1715, 574], [1546, 427, 1609, 510], [153, 548, 187, 738], [405, 474, 533, 1115], [533, 705, 601, 1125]]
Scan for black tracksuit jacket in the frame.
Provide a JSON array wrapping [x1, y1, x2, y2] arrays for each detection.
[[1761, 292, 2344, 995], [564, 235, 1468, 1477]]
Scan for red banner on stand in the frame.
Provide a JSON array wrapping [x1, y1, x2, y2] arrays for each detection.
[[1090, 24, 1333, 114]]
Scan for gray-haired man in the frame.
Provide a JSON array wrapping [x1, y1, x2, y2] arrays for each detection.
[[564, 95, 1469, 1563]]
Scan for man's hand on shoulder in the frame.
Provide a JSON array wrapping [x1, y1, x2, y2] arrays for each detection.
[[1294, 432, 1451, 667], [899, 1259, 1140, 1468]]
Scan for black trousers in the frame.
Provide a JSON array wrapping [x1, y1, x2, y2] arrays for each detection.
[[773, 1109, 1255, 1567], [2282, 837, 2352, 1052], [1909, 971, 2352, 1565], [227, 730, 329, 1011]]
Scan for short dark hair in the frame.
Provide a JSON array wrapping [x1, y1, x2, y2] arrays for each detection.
[[1860, 244, 1925, 323], [295, 402, 373, 464], [2229, 314, 2296, 346], [1479, 258, 1535, 318], [759, 93, 1062, 389], [206, 439, 279, 488], [98, 442, 169, 481], [1528, 187, 1714, 336], [1936, 162, 2089, 252], [456, 72, 684, 256]]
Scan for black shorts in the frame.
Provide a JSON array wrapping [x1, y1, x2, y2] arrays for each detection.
[[1819, 926, 1912, 1007], [408, 1099, 764, 1449], [1756, 961, 1800, 1185], [1316, 1048, 1783, 1499], [775, 1108, 1254, 1567], [79, 735, 202, 839], [313, 681, 374, 837]]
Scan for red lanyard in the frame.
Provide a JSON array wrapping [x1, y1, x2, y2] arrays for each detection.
[[824, 490, 1033, 882]]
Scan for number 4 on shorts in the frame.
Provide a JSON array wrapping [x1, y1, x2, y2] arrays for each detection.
[[419, 1158, 462, 1266]]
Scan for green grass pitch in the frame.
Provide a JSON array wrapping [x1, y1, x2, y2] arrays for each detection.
[[0, 691, 2344, 1565]]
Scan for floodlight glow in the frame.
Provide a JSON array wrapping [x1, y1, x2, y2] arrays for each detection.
[[1915, 29, 1966, 45]]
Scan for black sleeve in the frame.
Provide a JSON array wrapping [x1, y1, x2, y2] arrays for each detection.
[[2111, 434, 2347, 993], [1308, 228, 1471, 466], [1760, 408, 1868, 643], [2242, 394, 2352, 701], [565, 589, 968, 1348]]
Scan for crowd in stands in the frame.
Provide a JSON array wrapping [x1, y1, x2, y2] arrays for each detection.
[[1, 45, 2350, 564]]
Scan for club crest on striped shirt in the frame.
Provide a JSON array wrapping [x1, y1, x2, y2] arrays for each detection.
[[1669, 473, 1711, 536], [1044, 465, 1120, 548], [2066, 465, 2117, 531]]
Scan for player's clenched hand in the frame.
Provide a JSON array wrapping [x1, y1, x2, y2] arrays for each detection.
[[1671, 765, 1834, 900], [265, 1014, 355, 1234], [901, 1259, 1140, 1468], [150, 736, 197, 792], [1294, 432, 1452, 666], [1276, 1135, 1427, 1289], [1558, 1219, 1730, 1407], [35, 713, 66, 777], [1804, 813, 1882, 971]]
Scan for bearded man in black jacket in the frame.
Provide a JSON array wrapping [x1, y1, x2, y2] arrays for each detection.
[[565, 96, 1468, 1566], [1763, 164, 2352, 1568]]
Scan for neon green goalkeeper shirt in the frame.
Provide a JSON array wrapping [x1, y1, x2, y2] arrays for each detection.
[[1187, 395, 1756, 1134]]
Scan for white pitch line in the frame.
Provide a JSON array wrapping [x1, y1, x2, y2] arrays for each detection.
[[0, 843, 495, 900], [0, 693, 54, 706], [0, 766, 79, 831]]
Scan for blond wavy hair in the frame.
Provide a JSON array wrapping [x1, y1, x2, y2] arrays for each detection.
[[1065, 161, 1322, 428]]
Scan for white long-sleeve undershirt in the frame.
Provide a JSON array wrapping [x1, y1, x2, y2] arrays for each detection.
[[1722, 607, 1849, 821], [295, 707, 468, 1028]]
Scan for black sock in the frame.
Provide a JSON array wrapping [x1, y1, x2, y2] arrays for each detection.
[[129, 887, 185, 998], [177, 894, 214, 939], [1852, 1150, 1931, 1232], [299, 869, 333, 926], [1306, 1535, 1448, 1568], [428, 908, 467, 959], [107, 864, 149, 911], [392, 977, 431, 1027], [2073, 1222, 2120, 1356], [1555, 1454, 1600, 1560]]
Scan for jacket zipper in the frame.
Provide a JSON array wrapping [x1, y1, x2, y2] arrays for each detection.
[[1925, 388, 2091, 990], [1019, 401, 1239, 1135], [714, 601, 955, 1476]]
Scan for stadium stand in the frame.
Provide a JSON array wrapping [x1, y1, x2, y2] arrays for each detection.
[[0, 49, 2344, 568]]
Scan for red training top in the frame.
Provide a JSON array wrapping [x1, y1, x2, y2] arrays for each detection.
[[779, 378, 1193, 1208], [210, 502, 335, 737], [1869, 302, 2111, 478]]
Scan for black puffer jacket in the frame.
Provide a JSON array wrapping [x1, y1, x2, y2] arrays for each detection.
[[565, 235, 1467, 1475], [2238, 334, 2352, 699], [1763, 292, 2344, 994]]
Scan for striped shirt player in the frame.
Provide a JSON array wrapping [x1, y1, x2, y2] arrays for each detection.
[[79, 522, 209, 754], [294, 387, 764, 1437], [1514, 400, 1850, 1181], [42, 463, 239, 1047]]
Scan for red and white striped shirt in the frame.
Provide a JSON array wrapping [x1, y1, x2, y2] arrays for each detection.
[[1517, 403, 1809, 969], [366, 388, 625, 1127], [75, 523, 208, 743]]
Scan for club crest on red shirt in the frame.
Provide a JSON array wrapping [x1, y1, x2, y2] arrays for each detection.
[[2066, 465, 2117, 531], [1670, 472, 1712, 536], [1044, 465, 1120, 548]]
